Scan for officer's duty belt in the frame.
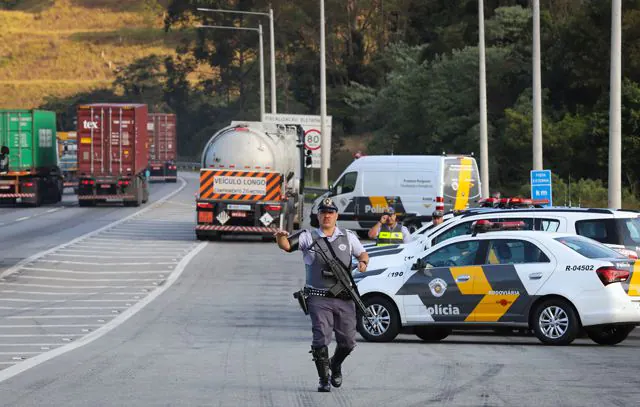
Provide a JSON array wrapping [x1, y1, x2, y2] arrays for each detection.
[[304, 286, 351, 300]]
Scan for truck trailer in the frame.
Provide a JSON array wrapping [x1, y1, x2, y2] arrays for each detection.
[[195, 122, 305, 241], [75, 103, 150, 207], [147, 113, 177, 183], [0, 109, 63, 206]]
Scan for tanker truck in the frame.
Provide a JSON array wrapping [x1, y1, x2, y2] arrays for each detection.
[[195, 121, 305, 241]]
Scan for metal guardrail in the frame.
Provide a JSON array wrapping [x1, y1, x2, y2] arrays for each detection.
[[175, 161, 201, 171], [303, 186, 329, 195]]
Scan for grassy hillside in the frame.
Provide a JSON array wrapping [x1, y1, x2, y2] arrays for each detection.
[[0, 0, 184, 109]]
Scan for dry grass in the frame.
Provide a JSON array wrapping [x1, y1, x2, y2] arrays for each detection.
[[0, 0, 187, 108]]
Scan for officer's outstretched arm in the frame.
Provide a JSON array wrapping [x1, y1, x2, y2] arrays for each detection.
[[275, 229, 304, 252]]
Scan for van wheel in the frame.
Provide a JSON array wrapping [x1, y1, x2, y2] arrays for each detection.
[[532, 298, 580, 345], [415, 326, 451, 342], [357, 296, 400, 342], [585, 324, 635, 345]]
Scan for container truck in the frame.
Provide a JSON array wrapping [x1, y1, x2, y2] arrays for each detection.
[[75, 103, 150, 207], [0, 109, 63, 206], [147, 113, 177, 183], [57, 131, 79, 193], [195, 121, 305, 241]]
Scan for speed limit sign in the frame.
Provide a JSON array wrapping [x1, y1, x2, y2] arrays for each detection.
[[304, 129, 321, 151]]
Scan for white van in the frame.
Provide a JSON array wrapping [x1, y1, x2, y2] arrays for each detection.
[[310, 155, 482, 233]]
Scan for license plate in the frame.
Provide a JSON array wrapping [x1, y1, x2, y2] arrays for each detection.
[[0, 186, 9, 190], [100, 184, 111, 189], [198, 212, 213, 223], [227, 204, 251, 211], [231, 211, 247, 218]]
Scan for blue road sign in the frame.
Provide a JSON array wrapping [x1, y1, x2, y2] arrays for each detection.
[[531, 170, 552, 207]]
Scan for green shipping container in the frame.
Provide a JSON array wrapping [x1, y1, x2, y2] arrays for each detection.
[[0, 109, 58, 172]]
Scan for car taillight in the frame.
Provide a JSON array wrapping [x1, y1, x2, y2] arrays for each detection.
[[596, 267, 630, 286], [117, 180, 130, 186], [197, 202, 213, 209], [265, 204, 281, 211], [23, 182, 34, 187], [81, 180, 95, 185]]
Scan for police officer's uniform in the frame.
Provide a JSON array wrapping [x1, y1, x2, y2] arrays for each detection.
[[375, 208, 410, 246], [292, 198, 366, 392]]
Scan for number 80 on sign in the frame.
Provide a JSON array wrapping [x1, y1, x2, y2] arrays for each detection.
[[304, 129, 321, 151]]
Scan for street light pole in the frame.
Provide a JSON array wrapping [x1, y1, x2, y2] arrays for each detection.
[[258, 23, 265, 122], [198, 7, 277, 114], [478, 0, 489, 198], [320, 0, 329, 189], [198, 24, 266, 122], [532, 0, 543, 171], [609, 0, 622, 209]]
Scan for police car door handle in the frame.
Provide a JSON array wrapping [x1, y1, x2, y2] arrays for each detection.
[[529, 272, 543, 280], [456, 275, 470, 282]]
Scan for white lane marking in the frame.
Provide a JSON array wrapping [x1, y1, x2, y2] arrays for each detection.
[[13, 276, 161, 282], [0, 299, 135, 303], [0, 325, 102, 328], [0, 344, 63, 346], [15, 217, 30, 222], [0, 306, 128, 310], [19, 268, 168, 275], [50, 252, 182, 257], [0, 352, 42, 355], [41, 255, 179, 260], [0, 334, 83, 338], [0, 283, 155, 289], [0, 291, 100, 295], [7, 315, 118, 319], [83, 238, 193, 244], [0, 241, 206, 383], [29, 259, 177, 265], [46, 208, 60, 213], [0, 362, 16, 365], [0, 177, 187, 281]]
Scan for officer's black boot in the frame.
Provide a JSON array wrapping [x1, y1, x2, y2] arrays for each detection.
[[310, 346, 331, 392], [329, 346, 353, 388]]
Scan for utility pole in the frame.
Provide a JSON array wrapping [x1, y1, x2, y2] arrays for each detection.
[[479, 0, 489, 198], [609, 0, 622, 209], [320, 0, 329, 189], [532, 0, 543, 171]]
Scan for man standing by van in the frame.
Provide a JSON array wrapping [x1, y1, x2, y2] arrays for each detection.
[[368, 207, 411, 245]]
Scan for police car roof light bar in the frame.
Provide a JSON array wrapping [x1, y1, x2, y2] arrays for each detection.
[[471, 220, 526, 234]]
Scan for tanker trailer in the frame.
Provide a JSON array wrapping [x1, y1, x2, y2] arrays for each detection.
[[195, 122, 305, 241]]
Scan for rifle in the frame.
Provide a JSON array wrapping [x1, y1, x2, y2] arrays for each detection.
[[309, 239, 374, 328]]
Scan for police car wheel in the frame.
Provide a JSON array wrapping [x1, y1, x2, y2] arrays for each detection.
[[585, 324, 635, 346], [357, 296, 400, 342], [414, 326, 451, 342], [532, 299, 580, 346]]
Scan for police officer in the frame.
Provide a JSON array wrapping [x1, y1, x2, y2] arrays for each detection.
[[431, 209, 444, 226], [274, 197, 369, 392], [367, 207, 410, 245]]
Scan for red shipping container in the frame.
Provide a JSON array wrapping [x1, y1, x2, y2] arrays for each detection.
[[76, 103, 149, 177], [148, 113, 177, 164]]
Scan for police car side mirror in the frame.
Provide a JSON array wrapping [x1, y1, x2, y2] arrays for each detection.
[[411, 258, 426, 270]]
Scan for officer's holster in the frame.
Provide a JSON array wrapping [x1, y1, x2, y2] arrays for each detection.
[[293, 290, 309, 315]]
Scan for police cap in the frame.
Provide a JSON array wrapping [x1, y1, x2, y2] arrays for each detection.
[[318, 197, 339, 212]]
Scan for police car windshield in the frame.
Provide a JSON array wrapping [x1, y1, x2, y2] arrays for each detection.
[[554, 236, 627, 259]]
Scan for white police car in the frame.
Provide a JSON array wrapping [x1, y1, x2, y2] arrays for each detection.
[[355, 221, 640, 345]]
